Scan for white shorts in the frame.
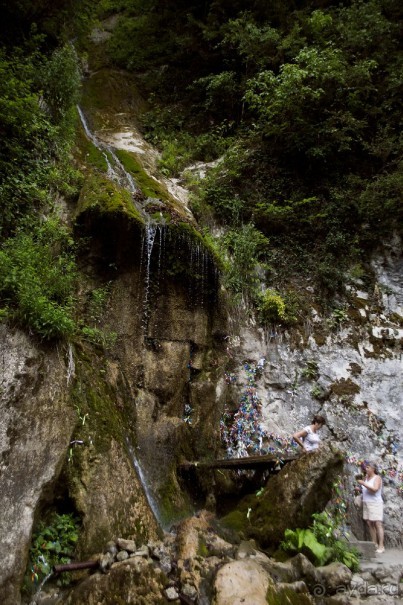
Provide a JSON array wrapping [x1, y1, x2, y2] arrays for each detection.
[[363, 501, 383, 521]]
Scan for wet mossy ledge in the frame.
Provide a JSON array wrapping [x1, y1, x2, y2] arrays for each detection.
[[79, 68, 148, 131], [113, 148, 196, 224], [74, 118, 109, 173], [76, 175, 145, 226], [75, 173, 223, 282]]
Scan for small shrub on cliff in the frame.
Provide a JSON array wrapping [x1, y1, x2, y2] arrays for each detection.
[[258, 289, 286, 324], [0, 217, 77, 339]]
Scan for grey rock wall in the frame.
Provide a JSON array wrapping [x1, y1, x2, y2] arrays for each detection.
[[225, 242, 403, 546]]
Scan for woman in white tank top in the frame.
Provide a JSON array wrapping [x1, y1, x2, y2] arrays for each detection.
[[292, 414, 326, 452], [357, 462, 384, 553]]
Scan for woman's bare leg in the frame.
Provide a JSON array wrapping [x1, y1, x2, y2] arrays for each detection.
[[366, 520, 378, 545], [375, 521, 384, 550]]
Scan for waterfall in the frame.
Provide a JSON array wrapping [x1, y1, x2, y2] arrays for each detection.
[[188, 238, 210, 308], [77, 106, 97, 145], [77, 106, 141, 205], [142, 223, 157, 331], [141, 223, 167, 332], [125, 438, 164, 528]]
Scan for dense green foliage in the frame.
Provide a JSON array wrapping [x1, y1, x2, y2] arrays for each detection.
[[104, 0, 402, 303], [0, 218, 77, 339], [281, 510, 360, 570], [0, 38, 82, 238], [0, 3, 91, 338]]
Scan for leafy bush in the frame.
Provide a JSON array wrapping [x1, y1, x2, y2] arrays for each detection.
[[25, 512, 80, 592], [280, 510, 359, 571], [312, 511, 360, 571], [222, 224, 269, 300], [258, 289, 286, 324], [81, 326, 117, 349], [0, 218, 77, 339], [281, 527, 328, 565], [301, 360, 319, 381], [80, 284, 117, 349], [0, 38, 81, 237], [40, 45, 81, 124]]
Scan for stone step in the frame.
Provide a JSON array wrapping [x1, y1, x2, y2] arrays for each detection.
[[348, 536, 377, 560]]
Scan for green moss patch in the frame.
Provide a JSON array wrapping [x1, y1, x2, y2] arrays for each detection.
[[266, 585, 313, 605], [158, 476, 193, 528], [76, 174, 144, 226], [114, 149, 171, 201], [69, 349, 127, 453], [170, 222, 225, 271], [330, 378, 360, 397]]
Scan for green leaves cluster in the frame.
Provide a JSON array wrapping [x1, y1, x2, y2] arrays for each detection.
[[281, 511, 359, 571], [81, 284, 117, 349], [25, 512, 80, 591], [221, 224, 269, 300], [258, 290, 286, 324], [0, 41, 81, 237], [0, 14, 85, 341]]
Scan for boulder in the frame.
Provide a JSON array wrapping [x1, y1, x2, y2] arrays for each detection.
[[316, 561, 353, 593], [221, 443, 344, 548], [212, 559, 271, 605], [56, 557, 168, 604]]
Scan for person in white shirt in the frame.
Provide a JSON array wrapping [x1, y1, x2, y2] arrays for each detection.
[[357, 461, 384, 553], [292, 415, 326, 453]]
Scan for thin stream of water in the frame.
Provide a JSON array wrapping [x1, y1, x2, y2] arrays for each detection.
[[29, 571, 53, 605], [142, 223, 157, 331], [125, 438, 164, 528], [77, 106, 141, 204], [66, 343, 75, 385]]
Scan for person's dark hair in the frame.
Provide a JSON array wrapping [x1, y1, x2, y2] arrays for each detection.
[[312, 414, 326, 426]]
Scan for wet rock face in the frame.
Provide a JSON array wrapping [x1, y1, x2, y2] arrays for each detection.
[[69, 438, 160, 559], [102, 269, 226, 523], [0, 327, 76, 605]]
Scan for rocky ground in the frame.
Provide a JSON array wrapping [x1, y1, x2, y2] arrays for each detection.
[[26, 510, 403, 605]]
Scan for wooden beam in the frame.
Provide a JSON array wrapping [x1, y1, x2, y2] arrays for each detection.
[[178, 453, 298, 471]]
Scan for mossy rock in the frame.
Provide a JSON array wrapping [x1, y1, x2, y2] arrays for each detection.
[[220, 445, 344, 551], [266, 584, 313, 604], [158, 473, 194, 528], [219, 509, 249, 538], [330, 377, 360, 397], [80, 68, 148, 131], [76, 174, 144, 226], [114, 149, 170, 201]]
